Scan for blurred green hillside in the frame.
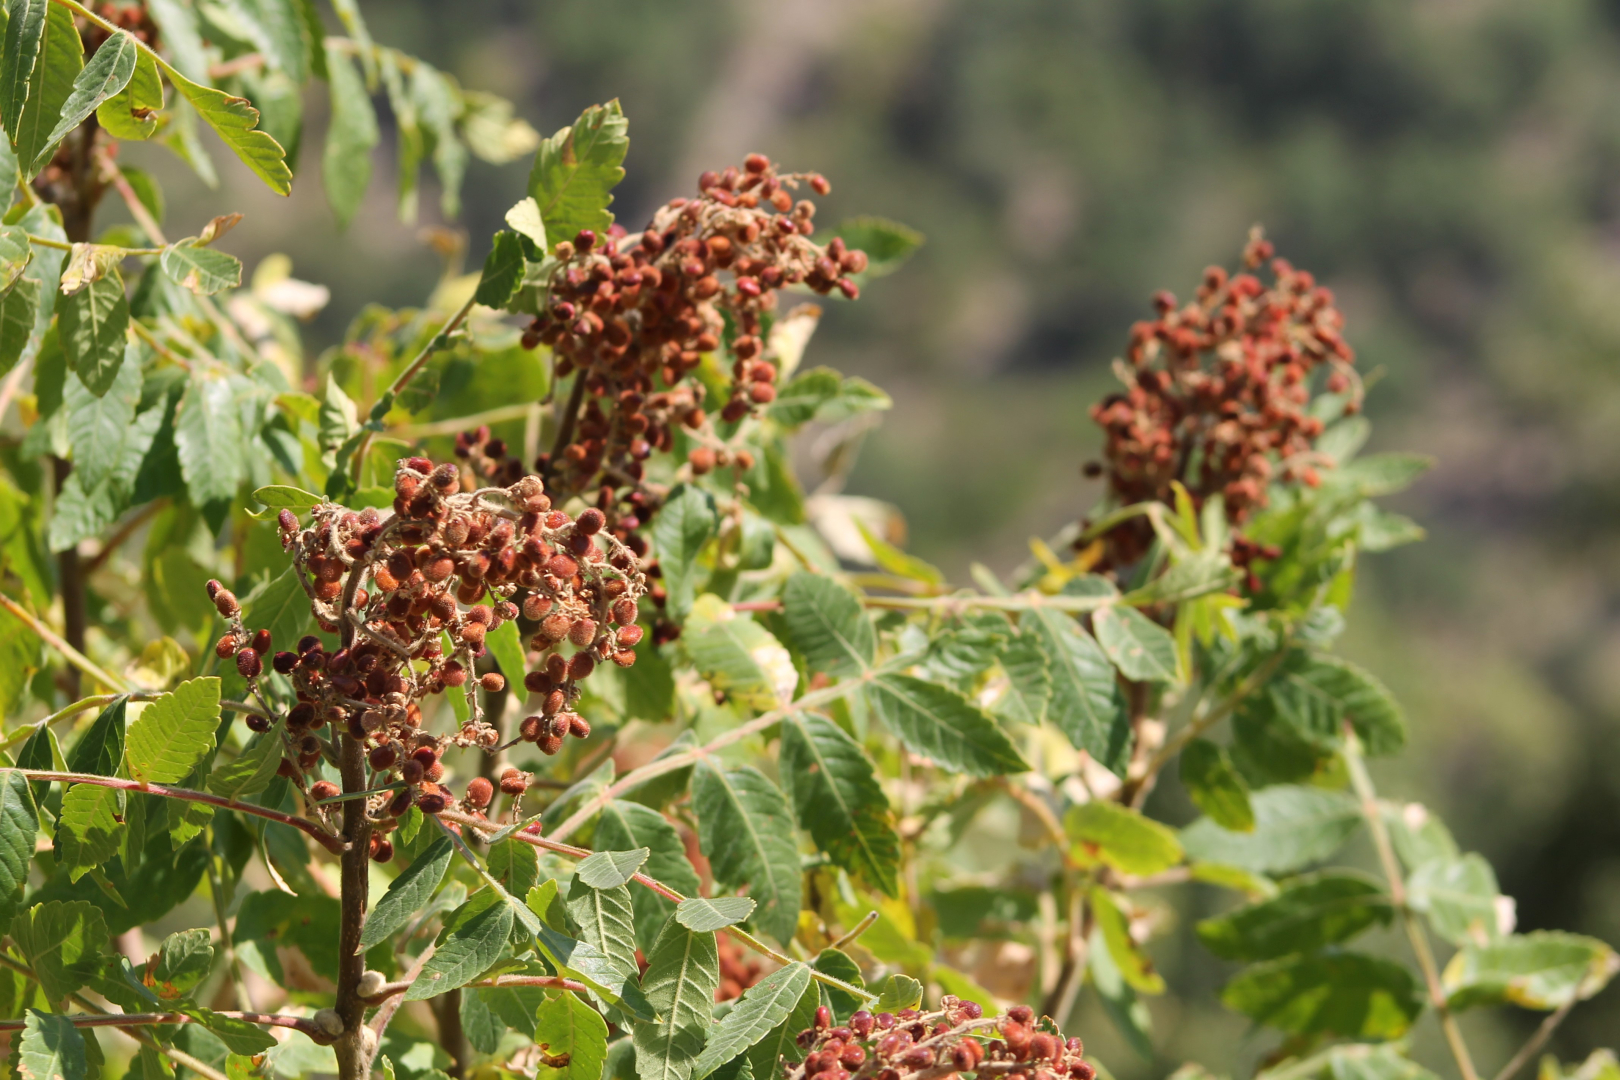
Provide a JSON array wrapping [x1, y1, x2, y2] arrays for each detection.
[[117, 0, 1620, 1071]]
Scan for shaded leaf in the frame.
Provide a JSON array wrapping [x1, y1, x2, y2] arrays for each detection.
[[10, 900, 107, 1003], [1196, 871, 1392, 961], [1409, 853, 1504, 947], [565, 878, 639, 988], [781, 572, 873, 676], [595, 800, 699, 954], [693, 963, 813, 1080], [360, 837, 453, 951], [683, 596, 794, 712], [1064, 800, 1183, 876], [533, 989, 609, 1080], [58, 269, 128, 397], [11, 3, 81, 177], [1443, 931, 1619, 1011], [1093, 605, 1180, 683], [44, 30, 136, 151], [0, 772, 37, 930], [17, 1009, 86, 1080], [1091, 887, 1163, 994], [650, 484, 717, 621], [160, 240, 241, 296], [1180, 739, 1255, 832], [873, 973, 922, 1013], [473, 229, 524, 309], [406, 897, 514, 1000], [1222, 952, 1422, 1038], [1025, 608, 1129, 773], [1181, 785, 1361, 874], [95, 45, 160, 141], [175, 373, 245, 507]]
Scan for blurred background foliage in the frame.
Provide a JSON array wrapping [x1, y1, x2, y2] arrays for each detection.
[[110, 0, 1620, 1072]]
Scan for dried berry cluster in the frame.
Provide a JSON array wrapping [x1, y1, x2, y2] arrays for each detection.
[[224, 458, 646, 854], [788, 1000, 1093, 1080], [1085, 229, 1359, 569], [521, 154, 864, 606]]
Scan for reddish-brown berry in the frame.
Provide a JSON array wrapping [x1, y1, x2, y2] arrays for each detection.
[[465, 777, 494, 809]]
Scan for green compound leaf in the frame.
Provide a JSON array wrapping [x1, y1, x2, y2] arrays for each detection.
[[692, 962, 812, 1079], [0, 223, 32, 291], [779, 712, 899, 896], [576, 847, 650, 890], [675, 896, 755, 933], [58, 269, 128, 397], [360, 837, 453, 951], [867, 672, 1029, 778], [10, 900, 107, 1004], [1093, 604, 1180, 683], [682, 595, 794, 713], [1196, 871, 1393, 961], [1181, 785, 1361, 874], [44, 29, 136, 151], [633, 915, 719, 1080], [781, 572, 873, 676], [1221, 951, 1422, 1039], [1443, 930, 1619, 1011], [1064, 800, 1183, 877], [406, 896, 514, 1001], [528, 99, 628, 252], [533, 990, 609, 1080], [124, 677, 220, 785], [692, 760, 801, 946], [1180, 739, 1255, 832], [95, 45, 160, 141], [17, 1008, 87, 1080]]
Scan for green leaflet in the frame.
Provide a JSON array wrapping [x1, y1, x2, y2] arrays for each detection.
[[406, 896, 514, 1001], [1181, 784, 1361, 874], [124, 677, 220, 785], [996, 631, 1051, 725], [682, 596, 794, 713], [1092, 605, 1181, 683], [58, 269, 128, 397], [64, 352, 140, 491], [828, 216, 925, 278], [746, 969, 817, 1079], [1024, 608, 1129, 772], [56, 781, 122, 882], [866, 672, 1029, 778], [17, 1009, 86, 1080], [96, 46, 161, 141], [633, 916, 719, 1080], [488, 838, 538, 896], [1064, 800, 1183, 877], [0, 0, 49, 141], [1443, 930, 1619, 1011], [528, 100, 628, 252], [649, 484, 717, 621], [576, 848, 650, 890], [0, 275, 40, 374], [1407, 853, 1503, 947], [675, 896, 755, 933], [692, 760, 801, 946], [812, 948, 866, 1020], [532, 990, 609, 1080], [11, 2, 80, 178], [175, 372, 246, 508], [1221, 951, 1422, 1038], [1179, 739, 1254, 832], [0, 772, 39, 930], [472, 229, 525, 309], [160, 62, 292, 195], [152, 928, 213, 999], [1196, 871, 1392, 961], [44, 30, 137, 151], [1090, 888, 1163, 994], [691, 962, 813, 1079], [322, 41, 377, 228], [359, 837, 453, 951], [205, 724, 284, 802], [0, 224, 31, 291], [230, 0, 310, 84], [594, 800, 699, 954], [780, 572, 873, 676], [483, 619, 527, 692], [778, 713, 899, 895], [564, 877, 639, 987], [873, 973, 923, 1013], [10, 900, 107, 1003], [160, 241, 242, 296], [66, 695, 126, 775]]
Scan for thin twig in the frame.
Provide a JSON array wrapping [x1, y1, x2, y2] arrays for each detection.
[[828, 911, 880, 951], [1489, 997, 1577, 1080], [0, 1011, 334, 1043], [1344, 732, 1481, 1080], [361, 973, 588, 1004], [0, 592, 130, 692], [349, 292, 480, 483], [4, 769, 346, 854]]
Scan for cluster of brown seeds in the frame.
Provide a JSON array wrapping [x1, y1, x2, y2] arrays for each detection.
[[789, 1000, 1093, 1080], [1085, 229, 1359, 571]]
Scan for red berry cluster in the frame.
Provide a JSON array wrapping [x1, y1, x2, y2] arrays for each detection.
[[789, 1000, 1092, 1080], [1085, 229, 1359, 569], [454, 424, 526, 488], [233, 458, 646, 850], [520, 154, 863, 611]]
